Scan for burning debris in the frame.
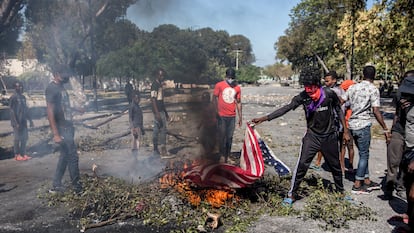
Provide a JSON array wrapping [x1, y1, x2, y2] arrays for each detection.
[[159, 160, 240, 208], [37, 121, 377, 232], [38, 159, 377, 233]]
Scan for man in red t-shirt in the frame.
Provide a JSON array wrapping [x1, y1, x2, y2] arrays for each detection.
[[213, 68, 242, 163]]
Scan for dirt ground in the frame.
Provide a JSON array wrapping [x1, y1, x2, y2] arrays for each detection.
[[0, 85, 408, 233]]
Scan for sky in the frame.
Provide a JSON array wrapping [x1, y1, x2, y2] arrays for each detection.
[[126, 0, 301, 68]]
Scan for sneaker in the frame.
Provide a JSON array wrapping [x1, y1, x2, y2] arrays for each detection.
[[351, 185, 371, 195], [309, 164, 321, 171], [365, 181, 381, 191], [160, 153, 175, 159], [160, 147, 175, 159], [15, 154, 27, 161], [282, 197, 295, 207], [396, 190, 407, 201], [23, 155, 32, 160], [74, 188, 83, 196], [49, 186, 65, 194]]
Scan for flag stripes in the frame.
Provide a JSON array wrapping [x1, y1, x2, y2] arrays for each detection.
[[184, 123, 265, 188]]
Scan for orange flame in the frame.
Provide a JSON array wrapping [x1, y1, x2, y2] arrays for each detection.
[[158, 161, 238, 208]]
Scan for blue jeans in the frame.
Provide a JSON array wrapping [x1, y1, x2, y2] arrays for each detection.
[[351, 125, 371, 181], [152, 111, 167, 149], [217, 116, 236, 159], [53, 122, 81, 191], [13, 126, 28, 155]]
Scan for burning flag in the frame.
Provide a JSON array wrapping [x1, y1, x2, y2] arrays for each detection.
[[184, 123, 290, 188]]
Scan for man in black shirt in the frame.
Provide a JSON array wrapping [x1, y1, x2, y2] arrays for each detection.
[[151, 68, 174, 159], [10, 81, 34, 161], [129, 90, 144, 152], [45, 64, 82, 194], [383, 71, 413, 200], [251, 66, 349, 206], [125, 80, 134, 104]]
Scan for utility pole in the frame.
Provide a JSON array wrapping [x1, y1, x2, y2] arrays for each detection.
[[89, 0, 98, 112], [350, 2, 356, 80], [233, 49, 243, 70]]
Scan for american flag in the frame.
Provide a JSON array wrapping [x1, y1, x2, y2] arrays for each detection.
[[184, 123, 290, 188]]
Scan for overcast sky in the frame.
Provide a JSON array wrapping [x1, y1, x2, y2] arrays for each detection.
[[126, 0, 301, 68]]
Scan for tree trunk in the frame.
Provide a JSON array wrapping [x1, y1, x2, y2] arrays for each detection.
[[343, 52, 351, 80], [314, 54, 329, 73]]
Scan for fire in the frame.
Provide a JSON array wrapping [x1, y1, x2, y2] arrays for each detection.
[[158, 160, 238, 207]]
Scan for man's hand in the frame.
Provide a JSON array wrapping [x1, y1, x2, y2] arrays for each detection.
[[400, 99, 411, 110], [343, 129, 350, 143], [384, 131, 391, 144], [53, 134, 63, 144], [251, 116, 267, 125], [238, 117, 242, 127], [156, 114, 163, 128]]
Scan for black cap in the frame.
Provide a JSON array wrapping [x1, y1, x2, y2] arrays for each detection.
[[226, 68, 236, 79]]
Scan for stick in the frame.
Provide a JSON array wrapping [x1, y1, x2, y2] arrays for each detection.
[[84, 108, 128, 129]]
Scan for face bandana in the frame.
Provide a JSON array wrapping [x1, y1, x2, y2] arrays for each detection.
[[305, 85, 321, 101], [226, 78, 236, 87], [304, 85, 325, 117]]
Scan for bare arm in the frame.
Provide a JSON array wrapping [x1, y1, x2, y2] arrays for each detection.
[[373, 106, 391, 143], [212, 95, 218, 115], [335, 104, 350, 142], [9, 97, 18, 128], [46, 102, 62, 143], [236, 99, 242, 127]]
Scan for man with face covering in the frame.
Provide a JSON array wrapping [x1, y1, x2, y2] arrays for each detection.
[[45, 64, 82, 194], [251, 66, 349, 206], [213, 68, 242, 163]]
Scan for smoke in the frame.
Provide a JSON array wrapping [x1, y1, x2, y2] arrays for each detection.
[[93, 150, 167, 184], [126, 0, 258, 33]]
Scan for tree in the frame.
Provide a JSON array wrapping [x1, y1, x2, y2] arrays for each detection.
[[264, 63, 294, 80], [275, 0, 365, 77], [229, 34, 255, 68], [237, 64, 261, 84], [24, 0, 137, 72], [0, 0, 25, 56], [337, 0, 414, 79]]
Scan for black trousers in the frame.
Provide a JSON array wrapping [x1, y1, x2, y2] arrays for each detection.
[[288, 130, 344, 198]]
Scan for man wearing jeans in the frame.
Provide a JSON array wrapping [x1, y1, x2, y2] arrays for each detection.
[[341, 65, 391, 194], [151, 68, 174, 159], [46, 64, 83, 194], [213, 68, 242, 163]]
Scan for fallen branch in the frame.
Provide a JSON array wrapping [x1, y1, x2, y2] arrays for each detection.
[[82, 213, 135, 232], [83, 108, 128, 129], [99, 131, 130, 146]]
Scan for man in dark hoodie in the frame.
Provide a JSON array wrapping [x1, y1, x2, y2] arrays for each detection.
[[398, 70, 414, 231], [251, 66, 349, 206]]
